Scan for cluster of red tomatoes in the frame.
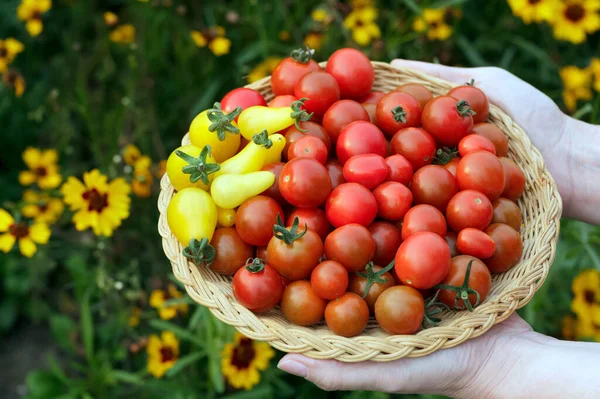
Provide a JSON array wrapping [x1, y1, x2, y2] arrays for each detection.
[[210, 48, 526, 337]]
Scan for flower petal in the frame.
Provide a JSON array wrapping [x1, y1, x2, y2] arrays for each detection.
[[30, 223, 51, 244], [0, 209, 15, 232], [26, 20, 43, 37], [19, 237, 37, 258], [22, 147, 41, 169], [61, 176, 87, 209], [0, 233, 16, 253]]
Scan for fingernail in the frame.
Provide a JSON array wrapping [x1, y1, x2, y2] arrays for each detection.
[[277, 359, 308, 378]]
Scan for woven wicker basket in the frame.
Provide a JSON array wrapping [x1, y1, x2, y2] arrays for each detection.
[[157, 61, 562, 362]]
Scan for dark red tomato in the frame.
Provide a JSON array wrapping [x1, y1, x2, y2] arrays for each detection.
[[283, 128, 305, 159], [325, 48, 374, 100], [322, 100, 370, 144], [325, 161, 345, 188], [268, 95, 298, 108], [295, 71, 340, 119], [492, 198, 522, 231], [422, 96, 474, 147], [325, 293, 369, 337], [472, 123, 509, 157], [485, 223, 523, 273], [457, 151, 505, 200], [310, 260, 349, 300], [375, 91, 422, 138], [336, 121, 387, 165], [267, 225, 323, 281], [287, 135, 328, 164], [233, 259, 284, 313], [385, 155, 413, 186], [261, 162, 286, 205], [375, 285, 424, 334], [279, 157, 332, 208], [256, 245, 268, 262], [283, 121, 331, 159], [401, 204, 447, 240], [368, 222, 403, 267], [499, 157, 526, 201], [362, 103, 377, 123], [221, 88, 266, 121], [443, 157, 461, 178], [457, 228, 496, 259], [444, 231, 460, 257], [271, 54, 321, 96], [343, 154, 388, 189], [281, 281, 327, 326], [236, 196, 284, 246], [448, 84, 490, 124], [458, 134, 496, 157], [211, 227, 255, 275], [395, 231, 451, 289], [373, 182, 413, 221], [348, 265, 395, 313], [326, 183, 377, 227], [390, 127, 436, 171], [446, 190, 493, 232], [324, 223, 376, 272], [438, 256, 491, 309], [410, 165, 458, 212], [359, 91, 385, 104], [287, 208, 331, 241], [395, 83, 433, 109]]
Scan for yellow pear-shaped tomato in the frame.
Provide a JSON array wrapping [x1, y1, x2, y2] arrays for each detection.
[[213, 131, 274, 177], [166, 144, 220, 191], [210, 171, 275, 209], [189, 103, 242, 162], [237, 99, 310, 141], [263, 134, 286, 166], [167, 187, 217, 246], [216, 207, 236, 227]]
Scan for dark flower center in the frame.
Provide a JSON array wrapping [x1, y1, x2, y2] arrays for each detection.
[[38, 203, 49, 212], [528, 0, 541, 5], [31, 10, 42, 20], [231, 338, 256, 369], [9, 223, 29, 239], [160, 347, 175, 363], [443, 10, 455, 24], [35, 166, 48, 177], [82, 189, 109, 212], [565, 4, 585, 22], [3, 71, 17, 85], [0, 47, 7, 58], [584, 289, 596, 304], [430, 20, 440, 29]]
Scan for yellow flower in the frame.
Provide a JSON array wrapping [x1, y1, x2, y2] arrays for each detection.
[[278, 30, 291, 41], [209, 37, 232, 57], [147, 331, 179, 378], [571, 269, 600, 320], [0, 209, 51, 258], [190, 30, 207, 47], [128, 307, 142, 327], [344, 7, 381, 46], [192, 27, 231, 56], [561, 314, 577, 340], [109, 24, 136, 44], [155, 160, 167, 178], [352, 0, 375, 8], [312, 9, 332, 24], [2, 69, 26, 97], [590, 58, 600, 92], [123, 144, 142, 166], [132, 167, 153, 198], [149, 284, 188, 320], [18, 147, 62, 189], [0, 38, 25, 73], [22, 190, 64, 224], [222, 333, 274, 390], [304, 32, 324, 51], [507, 0, 558, 24], [560, 65, 593, 112], [61, 169, 131, 237], [17, 0, 51, 37], [247, 57, 283, 84], [574, 312, 600, 341], [551, 0, 600, 44], [413, 8, 455, 41], [104, 11, 118, 27]]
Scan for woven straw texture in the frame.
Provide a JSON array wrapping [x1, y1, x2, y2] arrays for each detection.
[[157, 61, 562, 362]]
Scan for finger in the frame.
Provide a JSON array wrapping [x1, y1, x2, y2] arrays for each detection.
[[391, 59, 477, 85]]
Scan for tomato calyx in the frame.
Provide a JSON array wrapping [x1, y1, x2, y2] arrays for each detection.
[[176, 145, 221, 184], [433, 147, 458, 165], [465, 78, 476, 86], [422, 290, 450, 328], [207, 102, 242, 141], [290, 98, 313, 131], [290, 46, 315, 64], [391, 106, 407, 123], [356, 261, 394, 299], [456, 100, 476, 118], [272, 215, 307, 245], [252, 130, 273, 149], [183, 238, 216, 266], [245, 257, 266, 273], [435, 260, 481, 312]]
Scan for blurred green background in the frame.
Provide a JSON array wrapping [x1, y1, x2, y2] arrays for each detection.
[[1, 0, 600, 398]]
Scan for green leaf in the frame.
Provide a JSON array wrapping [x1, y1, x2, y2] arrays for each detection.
[[0, 299, 17, 333], [112, 370, 146, 386], [430, 0, 468, 8], [80, 289, 94, 363], [510, 36, 557, 69], [455, 35, 488, 67], [166, 351, 205, 377], [50, 315, 76, 353], [208, 353, 225, 393], [150, 319, 204, 345], [189, 78, 224, 119], [400, 0, 422, 15], [25, 370, 66, 398], [222, 385, 273, 399]]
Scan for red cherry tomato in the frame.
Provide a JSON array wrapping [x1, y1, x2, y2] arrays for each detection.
[[279, 157, 332, 208], [373, 181, 413, 221], [472, 123, 509, 157], [445, 231, 460, 257], [422, 96, 474, 147], [284, 121, 331, 158], [390, 127, 436, 171], [443, 157, 461, 178], [401, 204, 447, 240], [295, 71, 340, 119], [438, 255, 492, 309], [310, 260, 349, 300], [458, 134, 496, 157], [359, 91, 385, 104], [211, 227, 255, 275], [286, 208, 332, 241], [384, 154, 413, 185], [236, 196, 284, 246], [325, 48, 374, 100], [448, 84, 490, 124], [325, 182, 377, 227], [362, 102, 377, 123], [492, 198, 522, 231], [485, 223, 523, 273], [324, 223, 376, 272], [410, 165, 459, 212], [325, 161, 345, 189], [395, 83, 433, 109], [456, 228, 496, 259], [233, 258, 284, 313], [268, 95, 298, 108], [500, 157, 526, 201], [348, 264, 396, 314], [375, 91, 422, 138], [325, 292, 369, 337], [287, 135, 328, 164], [375, 286, 424, 334], [256, 245, 268, 262], [322, 100, 370, 144], [395, 231, 451, 289], [446, 190, 493, 232], [336, 121, 387, 165], [368, 221, 403, 266], [271, 54, 321, 96], [261, 162, 287, 205], [221, 88, 266, 121], [342, 154, 388, 189], [281, 281, 326, 326], [457, 150, 505, 200]]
